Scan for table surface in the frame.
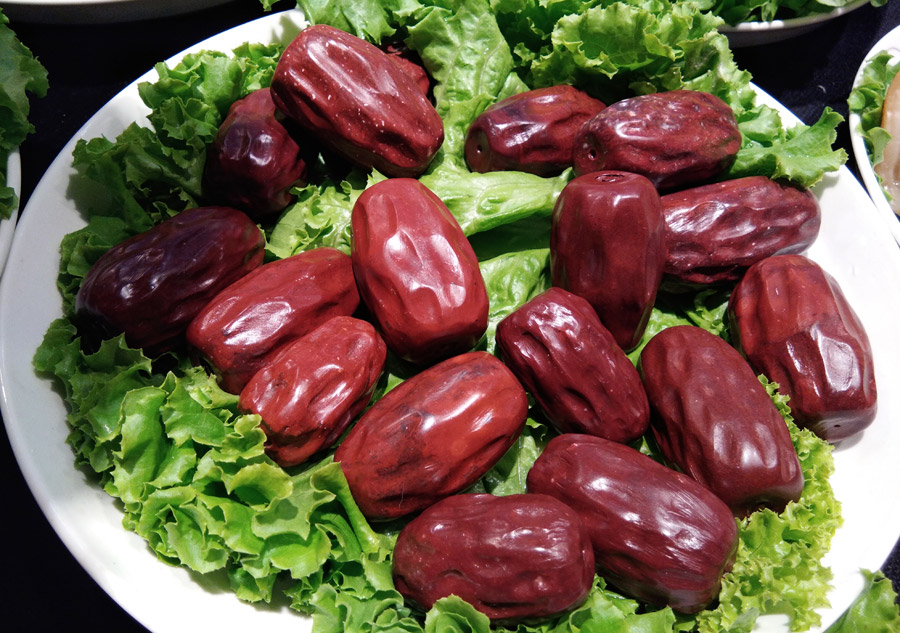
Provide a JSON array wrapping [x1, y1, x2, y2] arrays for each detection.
[[1, 1, 899, 630]]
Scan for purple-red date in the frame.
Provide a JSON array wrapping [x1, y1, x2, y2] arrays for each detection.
[[186, 247, 360, 394], [551, 171, 665, 351], [496, 287, 650, 443], [392, 493, 594, 621], [527, 433, 738, 613], [239, 316, 386, 468], [465, 85, 606, 176], [203, 87, 307, 219], [728, 254, 877, 442], [639, 325, 804, 516], [335, 351, 528, 520], [351, 178, 489, 365], [661, 176, 821, 285], [574, 90, 741, 190], [75, 206, 264, 355], [271, 24, 444, 178]]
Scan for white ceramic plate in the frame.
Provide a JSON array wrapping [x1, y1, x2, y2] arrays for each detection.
[[0, 0, 236, 24], [1, 8, 899, 633], [720, 0, 868, 47], [848, 25, 900, 246], [0, 149, 21, 278]]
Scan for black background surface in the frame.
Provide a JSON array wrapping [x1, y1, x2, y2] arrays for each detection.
[[1, 0, 899, 630]]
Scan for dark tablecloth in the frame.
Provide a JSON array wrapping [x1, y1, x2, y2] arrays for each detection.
[[1, 0, 898, 630]]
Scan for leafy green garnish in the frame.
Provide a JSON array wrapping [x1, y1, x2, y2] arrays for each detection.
[[0, 8, 48, 219]]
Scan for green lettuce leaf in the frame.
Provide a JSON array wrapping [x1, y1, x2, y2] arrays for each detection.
[[848, 51, 900, 183], [825, 570, 900, 633], [0, 8, 48, 218]]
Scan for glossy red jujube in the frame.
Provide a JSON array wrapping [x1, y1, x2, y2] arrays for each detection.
[[464, 85, 606, 176], [392, 493, 595, 621], [75, 206, 264, 356], [550, 171, 665, 351], [661, 176, 821, 285], [639, 325, 804, 516], [203, 87, 307, 219], [527, 433, 738, 613], [496, 287, 650, 443], [239, 316, 386, 468], [186, 247, 360, 394], [270, 24, 444, 178], [351, 178, 489, 365], [573, 90, 741, 190], [335, 351, 528, 520], [728, 254, 877, 442]]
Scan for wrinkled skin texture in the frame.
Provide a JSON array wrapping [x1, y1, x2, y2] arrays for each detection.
[[75, 206, 264, 356], [728, 254, 877, 442], [392, 493, 595, 621], [186, 248, 360, 394], [639, 325, 804, 516], [271, 24, 444, 178], [550, 171, 665, 351], [335, 352, 528, 520], [496, 287, 650, 442], [527, 434, 738, 614], [239, 316, 386, 468], [351, 178, 489, 365], [573, 90, 741, 190], [464, 85, 606, 176], [203, 87, 307, 219], [661, 176, 821, 285]]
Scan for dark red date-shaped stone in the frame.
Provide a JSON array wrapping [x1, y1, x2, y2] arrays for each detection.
[[662, 176, 821, 285], [639, 325, 804, 516], [465, 85, 606, 176], [271, 24, 444, 178], [527, 434, 738, 613], [335, 351, 528, 520], [496, 287, 650, 443], [186, 247, 360, 394], [728, 254, 878, 442], [550, 171, 665, 351], [203, 87, 307, 220], [573, 90, 741, 190], [392, 493, 595, 621], [75, 206, 264, 355], [351, 178, 489, 365], [239, 316, 386, 467]]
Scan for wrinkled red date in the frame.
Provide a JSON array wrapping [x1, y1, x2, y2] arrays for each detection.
[[75, 206, 264, 355], [465, 85, 606, 176], [550, 171, 665, 351], [271, 24, 444, 178], [527, 433, 738, 613], [639, 325, 804, 516], [335, 351, 528, 520], [496, 287, 650, 443], [186, 247, 360, 394], [203, 87, 307, 219], [728, 254, 877, 442], [239, 316, 386, 467], [573, 90, 741, 190], [661, 176, 821, 285], [392, 493, 595, 621], [351, 178, 489, 365], [381, 42, 431, 96]]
